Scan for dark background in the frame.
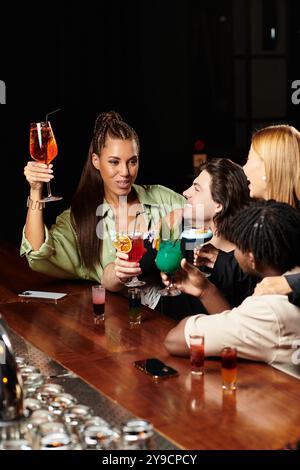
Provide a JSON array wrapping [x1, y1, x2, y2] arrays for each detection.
[[1, 0, 300, 243]]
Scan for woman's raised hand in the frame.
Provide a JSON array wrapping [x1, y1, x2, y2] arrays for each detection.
[[24, 162, 54, 191]]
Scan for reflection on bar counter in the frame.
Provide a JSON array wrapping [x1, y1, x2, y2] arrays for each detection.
[[0, 316, 155, 450]]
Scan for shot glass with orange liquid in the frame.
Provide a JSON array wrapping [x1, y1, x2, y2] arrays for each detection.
[[221, 347, 237, 391]]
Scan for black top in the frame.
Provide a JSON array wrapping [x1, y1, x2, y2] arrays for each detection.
[[139, 239, 160, 277], [285, 273, 300, 307], [210, 250, 259, 307]]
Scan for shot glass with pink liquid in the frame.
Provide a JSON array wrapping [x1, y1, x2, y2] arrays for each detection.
[[189, 334, 205, 375], [92, 285, 106, 325]]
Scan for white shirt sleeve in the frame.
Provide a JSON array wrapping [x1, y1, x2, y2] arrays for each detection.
[[184, 296, 280, 363]]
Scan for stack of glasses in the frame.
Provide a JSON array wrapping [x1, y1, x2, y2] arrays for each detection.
[[0, 355, 154, 450]]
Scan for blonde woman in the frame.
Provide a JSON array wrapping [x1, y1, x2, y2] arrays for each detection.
[[244, 124, 300, 207], [243, 124, 300, 304]]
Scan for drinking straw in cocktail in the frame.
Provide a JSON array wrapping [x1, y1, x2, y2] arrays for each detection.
[[132, 210, 145, 237], [45, 108, 61, 123]]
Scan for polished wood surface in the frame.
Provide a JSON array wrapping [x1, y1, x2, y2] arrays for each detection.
[[1, 241, 300, 450]]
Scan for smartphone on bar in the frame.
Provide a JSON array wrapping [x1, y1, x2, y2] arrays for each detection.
[[134, 358, 179, 379], [18, 291, 67, 301]]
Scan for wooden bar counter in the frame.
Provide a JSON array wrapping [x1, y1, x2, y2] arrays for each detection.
[[1, 241, 300, 450]]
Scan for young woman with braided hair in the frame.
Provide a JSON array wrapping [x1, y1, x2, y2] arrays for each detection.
[[22, 111, 184, 307], [163, 200, 300, 375]]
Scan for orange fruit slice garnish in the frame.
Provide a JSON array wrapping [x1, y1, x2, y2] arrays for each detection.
[[113, 235, 132, 253]]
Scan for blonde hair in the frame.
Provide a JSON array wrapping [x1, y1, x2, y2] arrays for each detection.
[[252, 125, 300, 208]]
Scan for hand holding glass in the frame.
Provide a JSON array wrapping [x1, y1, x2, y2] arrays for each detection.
[[29, 121, 62, 203], [181, 228, 213, 277], [114, 232, 146, 287], [155, 240, 182, 296], [193, 229, 213, 277]]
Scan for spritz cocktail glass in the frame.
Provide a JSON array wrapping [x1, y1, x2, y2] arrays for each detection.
[[29, 121, 62, 203]]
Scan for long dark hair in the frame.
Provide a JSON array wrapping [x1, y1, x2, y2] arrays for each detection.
[[71, 111, 140, 270], [201, 158, 251, 239]]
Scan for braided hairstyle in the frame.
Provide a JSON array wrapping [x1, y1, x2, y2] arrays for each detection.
[[92, 111, 139, 155], [229, 199, 300, 273], [71, 111, 140, 270]]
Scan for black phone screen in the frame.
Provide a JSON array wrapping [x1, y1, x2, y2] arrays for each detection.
[[134, 358, 178, 379]]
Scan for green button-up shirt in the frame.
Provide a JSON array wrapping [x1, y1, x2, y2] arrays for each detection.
[[20, 184, 185, 282]]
